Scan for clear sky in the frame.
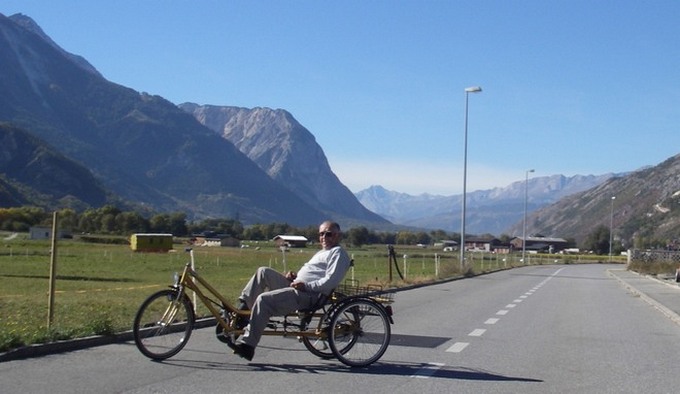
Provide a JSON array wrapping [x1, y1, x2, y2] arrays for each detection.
[[3, 1, 679, 195]]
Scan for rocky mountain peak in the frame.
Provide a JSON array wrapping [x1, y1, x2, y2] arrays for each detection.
[[180, 104, 388, 225]]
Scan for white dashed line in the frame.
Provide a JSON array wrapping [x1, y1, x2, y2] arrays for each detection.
[[446, 342, 469, 353], [506, 304, 516, 308], [496, 309, 509, 315], [485, 318, 499, 324], [469, 329, 486, 337]]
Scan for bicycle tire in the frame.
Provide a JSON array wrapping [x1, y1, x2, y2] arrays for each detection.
[[301, 335, 335, 359], [133, 289, 195, 360], [301, 299, 352, 359], [328, 298, 391, 367]]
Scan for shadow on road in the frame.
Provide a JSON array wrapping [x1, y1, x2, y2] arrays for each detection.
[[161, 357, 542, 383]]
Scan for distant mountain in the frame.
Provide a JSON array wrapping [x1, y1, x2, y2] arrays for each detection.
[[356, 174, 617, 234], [180, 104, 389, 227], [0, 13, 327, 226], [513, 155, 680, 247]]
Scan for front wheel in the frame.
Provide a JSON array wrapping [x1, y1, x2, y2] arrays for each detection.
[[133, 289, 195, 360], [328, 298, 391, 367]]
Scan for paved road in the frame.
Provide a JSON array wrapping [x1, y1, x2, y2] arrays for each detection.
[[3, 264, 680, 393]]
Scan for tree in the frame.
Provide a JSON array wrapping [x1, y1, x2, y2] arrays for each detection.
[[415, 231, 431, 245], [115, 211, 149, 234], [584, 225, 610, 255], [347, 226, 370, 247]]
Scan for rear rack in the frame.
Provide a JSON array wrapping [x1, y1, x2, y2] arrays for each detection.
[[335, 280, 395, 304]]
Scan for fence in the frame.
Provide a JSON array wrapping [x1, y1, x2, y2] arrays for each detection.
[[628, 249, 680, 265]]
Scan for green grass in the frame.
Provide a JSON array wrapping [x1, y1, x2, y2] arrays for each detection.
[[0, 232, 629, 353]]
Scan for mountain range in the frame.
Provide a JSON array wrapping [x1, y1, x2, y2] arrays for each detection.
[[0, 12, 381, 227], [355, 173, 617, 235], [2, 12, 680, 250]]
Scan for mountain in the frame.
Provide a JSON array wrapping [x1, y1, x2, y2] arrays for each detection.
[[356, 174, 617, 234], [0, 123, 110, 210], [0, 12, 328, 226], [179, 104, 389, 227], [511, 154, 680, 247]]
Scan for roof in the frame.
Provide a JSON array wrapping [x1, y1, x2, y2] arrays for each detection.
[[514, 236, 568, 243], [273, 235, 309, 242]]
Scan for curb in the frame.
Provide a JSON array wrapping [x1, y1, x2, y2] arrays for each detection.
[[0, 317, 216, 363], [607, 269, 680, 327]]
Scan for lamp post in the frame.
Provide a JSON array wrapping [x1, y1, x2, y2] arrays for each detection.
[[522, 169, 535, 264], [609, 196, 616, 261], [460, 86, 482, 271]]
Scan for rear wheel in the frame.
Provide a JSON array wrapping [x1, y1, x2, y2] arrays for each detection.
[[328, 298, 391, 367], [301, 301, 353, 359], [133, 289, 195, 360]]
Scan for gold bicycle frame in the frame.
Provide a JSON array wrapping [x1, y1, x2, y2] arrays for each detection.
[[176, 250, 332, 339]]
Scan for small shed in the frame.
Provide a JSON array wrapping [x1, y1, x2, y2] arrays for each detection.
[[29, 226, 69, 240], [130, 233, 173, 252]]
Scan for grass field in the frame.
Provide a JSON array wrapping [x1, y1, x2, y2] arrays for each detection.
[[0, 232, 628, 353]]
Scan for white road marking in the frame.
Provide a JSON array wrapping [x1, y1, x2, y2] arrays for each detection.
[[469, 329, 486, 337], [485, 318, 499, 324], [496, 309, 509, 315], [506, 304, 516, 308], [446, 342, 469, 353]]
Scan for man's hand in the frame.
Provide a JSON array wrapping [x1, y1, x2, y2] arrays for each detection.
[[290, 281, 305, 291], [285, 271, 297, 281]]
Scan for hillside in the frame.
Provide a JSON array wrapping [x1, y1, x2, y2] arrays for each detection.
[[511, 154, 680, 247], [0, 123, 110, 210]]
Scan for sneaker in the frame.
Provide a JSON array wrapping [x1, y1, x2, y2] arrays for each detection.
[[233, 343, 255, 361], [235, 313, 249, 330]]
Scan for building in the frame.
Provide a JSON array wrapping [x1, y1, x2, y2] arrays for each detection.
[[273, 235, 309, 248], [130, 233, 173, 252], [463, 236, 502, 253], [29, 226, 69, 240], [435, 240, 459, 251], [510, 236, 569, 253]]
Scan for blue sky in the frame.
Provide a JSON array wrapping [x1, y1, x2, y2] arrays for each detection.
[[3, 1, 679, 195]]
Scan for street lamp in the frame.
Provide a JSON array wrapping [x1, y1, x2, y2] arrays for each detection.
[[460, 86, 482, 271], [609, 196, 616, 261], [522, 169, 535, 264]]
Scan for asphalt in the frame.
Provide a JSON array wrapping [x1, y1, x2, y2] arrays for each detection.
[[2, 268, 680, 363]]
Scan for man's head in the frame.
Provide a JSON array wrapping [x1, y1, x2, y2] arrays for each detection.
[[318, 221, 341, 250]]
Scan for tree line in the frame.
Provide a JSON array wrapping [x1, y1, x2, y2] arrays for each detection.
[[0, 205, 625, 252], [0, 206, 460, 246]]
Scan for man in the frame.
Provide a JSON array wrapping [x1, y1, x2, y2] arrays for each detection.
[[231, 220, 351, 361]]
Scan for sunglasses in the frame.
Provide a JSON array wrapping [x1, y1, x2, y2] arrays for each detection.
[[319, 231, 336, 237]]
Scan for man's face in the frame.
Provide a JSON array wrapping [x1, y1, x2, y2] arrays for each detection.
[[318, 223, 340, 249]]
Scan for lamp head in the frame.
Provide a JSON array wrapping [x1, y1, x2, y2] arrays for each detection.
[[465, 86, 482, 93]]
